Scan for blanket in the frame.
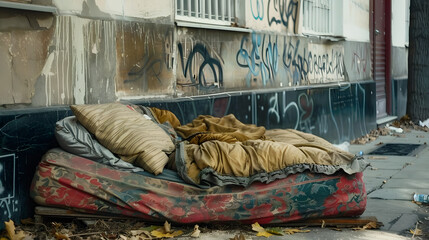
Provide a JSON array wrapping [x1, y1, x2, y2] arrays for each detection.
[[166, 115, 367, 187]]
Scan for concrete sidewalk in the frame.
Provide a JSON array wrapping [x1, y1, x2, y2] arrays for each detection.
[[353, 127, 429, 239], [194, 128, 429, 240]]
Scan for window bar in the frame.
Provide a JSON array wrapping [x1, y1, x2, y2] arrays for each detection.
[[208, 0, 212, 19], [215, 0, 218, 20], [202, 0, 205, 18], [180, 0, 184, 15], [227, 0, 231, 21], [195, 0, 199, 17], [187, 0, 191, 16]]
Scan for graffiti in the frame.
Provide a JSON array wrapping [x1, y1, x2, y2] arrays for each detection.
[[237, 33, 344, 86], [250, 0, 265, 20], [298, 93, 315, 132], [283, 38, 345, 84], [267, 0, 300, 33], [0, 154, 17, 219], [177, 42, 223, 89], [236, 33, 279, 86], [351, 46, 368, 75], [124, 30, 173, 91]]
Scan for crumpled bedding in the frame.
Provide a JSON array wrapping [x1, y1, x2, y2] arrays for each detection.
[[166, 115, 368, 188]]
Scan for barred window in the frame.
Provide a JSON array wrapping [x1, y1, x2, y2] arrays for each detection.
[[302, 0, 333, 35], [176, 0, 237, 26]]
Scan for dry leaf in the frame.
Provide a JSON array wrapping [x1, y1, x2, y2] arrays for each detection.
[[229, 233, 246, 240], [321, 220, 326, 228], [331, 228, 342, 231], [190, 225, 200, 238], [410, 228, 423, 236], [352, 221, 379, 231], [164, 221, 172, 233], [19, 219, 34, 225], [251, 222, 273, 238], [5, 220, 27, 240], [130, 230, 151, 238], [265, 227, 283, 235], [283, 228, 310, 235], [54, 232, 71, 240], [256, 231, 273, 238], [151, 228, 183, 238]]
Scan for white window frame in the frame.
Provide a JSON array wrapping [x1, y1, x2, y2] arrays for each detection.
[[175, 0, 238, 27], [302, 0, 336, 36]]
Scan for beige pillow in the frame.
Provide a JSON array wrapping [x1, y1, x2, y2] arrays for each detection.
[[70, 103, 175, 175]]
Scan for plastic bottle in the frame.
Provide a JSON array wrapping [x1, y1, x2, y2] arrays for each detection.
[[413, 193, 429, 203]]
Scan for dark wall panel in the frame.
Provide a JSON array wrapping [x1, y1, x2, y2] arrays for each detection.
[[0, 82, 375, 227]]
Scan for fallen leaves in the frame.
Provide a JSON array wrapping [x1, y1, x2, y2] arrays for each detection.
[[410, 228, 423, 236], [251, 222, 310, 238], [283, 228, 311, 235], [5, 220, 28, 240], [150, 221, 183, 239], [352, 221, 379, 231], [251, 222, 273, 237]]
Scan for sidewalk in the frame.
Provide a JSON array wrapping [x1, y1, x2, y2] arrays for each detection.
[[354, 127, 429, 238], [194, 127, 429, 240]]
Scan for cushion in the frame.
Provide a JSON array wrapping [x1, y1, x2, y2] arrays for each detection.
[[55, 116, 145, 172], [70, 103, 175, 175]]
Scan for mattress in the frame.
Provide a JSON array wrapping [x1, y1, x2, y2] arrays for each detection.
[[30, 148, 367, 224]]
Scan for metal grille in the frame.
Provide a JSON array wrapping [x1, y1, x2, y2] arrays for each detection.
[[176, 0, 236, 24], [303, 0, 333, 34]]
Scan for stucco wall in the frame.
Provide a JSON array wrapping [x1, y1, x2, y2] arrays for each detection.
[[0, 0, 375, 108]]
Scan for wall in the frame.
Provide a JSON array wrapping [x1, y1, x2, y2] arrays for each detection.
[[246, 0, 301, 34], [391, 0, 409, 117], [0, 0, 175, 108], [342, 0, 370, 42]]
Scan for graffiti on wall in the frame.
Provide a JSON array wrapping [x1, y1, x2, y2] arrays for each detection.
[[177, 40, 224, 90], [264, 83, 368, 142], [250, 0, 300, 34], [236, 33, 279, 86], [118, 24, 174, 94], [0, 154, 17, 219], [350, 45, 369, 77], [237, 32, 345, 87]]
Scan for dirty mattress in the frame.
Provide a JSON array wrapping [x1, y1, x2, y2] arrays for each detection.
[[30, 148, 367, 224]]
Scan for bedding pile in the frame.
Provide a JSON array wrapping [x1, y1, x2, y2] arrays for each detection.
[[30, 102, 369, 224]]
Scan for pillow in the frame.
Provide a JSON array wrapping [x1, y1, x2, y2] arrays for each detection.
[[70, 103, 175, 175], [55, 116, 145, 172]]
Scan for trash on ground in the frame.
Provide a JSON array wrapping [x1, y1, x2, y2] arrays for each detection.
[[190, 225, 201, 238], [413, 193, 429, 203], [333, 142, 350, 152], [387, 125, 404, 133], [419, 118, 429, 128]]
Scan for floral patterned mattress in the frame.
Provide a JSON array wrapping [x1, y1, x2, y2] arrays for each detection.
[[30, 148, 367, 224]]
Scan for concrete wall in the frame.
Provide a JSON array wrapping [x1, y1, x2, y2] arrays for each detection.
[[391, 0, 409, 117], [0, 0, 375, 108], [342, 0, 370, 42]]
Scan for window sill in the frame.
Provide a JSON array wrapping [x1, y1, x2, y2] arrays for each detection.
[[0, 0, 56, 13], [176, 20, 251, 33]]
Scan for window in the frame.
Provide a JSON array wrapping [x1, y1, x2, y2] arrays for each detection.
[[176, 0, 237, 26], [302, 0, 333, 35]]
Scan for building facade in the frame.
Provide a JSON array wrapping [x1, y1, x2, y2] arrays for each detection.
[[0, 0, 409, 225]]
